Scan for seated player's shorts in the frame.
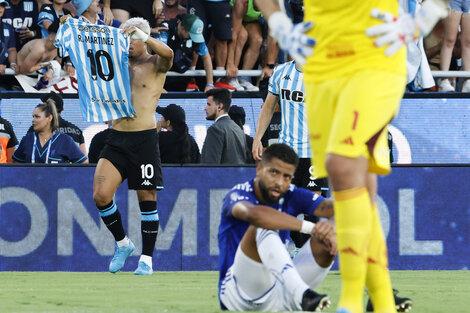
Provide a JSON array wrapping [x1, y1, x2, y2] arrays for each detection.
[[219, 238, 331, 311], [292, 158, 329, 196], [450, 0, 470, 14], [186, 0, 232, 40], [305, 70, 406, 178], [100, 129, 163, 190], [111, 0, 156, 27]]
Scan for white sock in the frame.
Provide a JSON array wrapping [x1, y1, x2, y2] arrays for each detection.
[[139, 255, 152, 268], [256, 228, 308, 307], [116, 236, 129, 247]]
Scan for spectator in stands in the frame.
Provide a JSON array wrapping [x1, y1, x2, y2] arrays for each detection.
[[38, 0, 72, 38], [0, 0, 17, 75], [88, 121, 112, 163], [201, 88, 246, 164], [160, 14, 214, 92], [17, 20, 58, 87], [226, 0, 261, 91], [186, 0, 234, 91], [0, 115, 18, 163], [26, 92, 87, 154], [439, 0, 470, 92], [228, 105, 255, 163], [2, 0, 40, 52], [111, 0, 162, 27], [162, 0, 186, 21], [73, 0, 121, 27], [156, 103, 200, 164], [13, 99, 87, 164]]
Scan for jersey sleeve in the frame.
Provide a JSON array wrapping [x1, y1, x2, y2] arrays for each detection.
[[4, 24, 16, 49], [54, 20, 71, 58], [12, 135, 28, 163], [290, 186, 326, 217], [221, 185, 257, 219], [61, 133, 87, 163], [38, 5, 54, 26], [268, 65, 281, 96], [194, 42, 209, 56]]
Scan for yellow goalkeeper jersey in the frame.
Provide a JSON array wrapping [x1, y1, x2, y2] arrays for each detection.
[[303, 0, 407, 82]]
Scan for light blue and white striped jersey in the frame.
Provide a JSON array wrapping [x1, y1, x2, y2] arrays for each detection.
[[54, 18, 135, 122], [268, 61, 311, 158]]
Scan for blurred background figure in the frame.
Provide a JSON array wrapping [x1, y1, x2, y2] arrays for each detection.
[[439, 0, 470, 91], [0, 115, 18, 163], [13, 99, 87, 164], [228, 104, 254, 163], [2, 0, 40, 52], [156, 103, 200, 164]]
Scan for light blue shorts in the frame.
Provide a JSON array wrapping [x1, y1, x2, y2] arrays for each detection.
[[450, 0, 470, 14]]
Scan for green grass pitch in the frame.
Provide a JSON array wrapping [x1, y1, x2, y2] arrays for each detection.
[[0, 270, 468, 313]]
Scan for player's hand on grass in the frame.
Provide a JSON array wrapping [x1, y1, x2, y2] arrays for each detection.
[[268, 12, 315, 66], [366, 0, 447, 56]]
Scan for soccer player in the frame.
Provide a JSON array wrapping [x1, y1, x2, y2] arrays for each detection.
[[91, 17, 173, 275], [255, 0, 447, 312], [252, 59, 328, 249], [218, 143, 335, 312]]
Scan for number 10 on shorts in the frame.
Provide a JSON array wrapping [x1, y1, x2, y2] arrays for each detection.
[[141, 164, 154, 179]]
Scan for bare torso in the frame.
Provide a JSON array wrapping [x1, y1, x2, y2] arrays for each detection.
[[17, 39, 57, 74], [112, 54, 167, 131]]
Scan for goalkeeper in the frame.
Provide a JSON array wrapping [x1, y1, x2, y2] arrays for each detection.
[[254, 1, 447, 313]]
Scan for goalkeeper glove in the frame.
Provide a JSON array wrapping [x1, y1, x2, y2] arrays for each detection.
[[268, 11, 316, 66], [366, 0, 448, 56]]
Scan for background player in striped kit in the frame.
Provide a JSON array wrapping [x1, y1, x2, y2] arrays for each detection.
[[252, 60, 329, 248], [92, 17, 173, 275]]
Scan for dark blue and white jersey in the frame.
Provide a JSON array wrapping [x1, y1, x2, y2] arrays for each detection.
[[268, 61, 310, 158], [55, 18, 135, 122], [2, 0, 39, 50], [38, 4, 71, 38], [0, 22, 16, 64], [13, 131, 87, 164], [217, 178, 325, 290]]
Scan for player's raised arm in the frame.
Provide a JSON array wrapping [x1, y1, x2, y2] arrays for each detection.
[[124, 26, 174, 73], [253, 93, 279, 161]]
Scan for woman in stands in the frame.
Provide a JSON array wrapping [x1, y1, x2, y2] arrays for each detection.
[[156, 103, 200, 164], [13, 99, 87, 164]]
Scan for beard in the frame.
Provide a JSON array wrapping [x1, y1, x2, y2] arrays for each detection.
[[206, 112, 216, 120], [258, 178, 283, 204]]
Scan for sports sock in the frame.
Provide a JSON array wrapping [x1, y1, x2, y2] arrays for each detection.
[[139, 201, 159, 257], [116, 236, 130, 247], [333, 186, 372, 313], [256, 228, 308, 308], [365, 203, 396, 313], [97, 200, 126, 242], [139, 254, 152, 268]]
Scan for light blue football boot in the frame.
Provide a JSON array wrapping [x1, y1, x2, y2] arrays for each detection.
[[109, 240, 135, 273], [134, 261, 153, 275]]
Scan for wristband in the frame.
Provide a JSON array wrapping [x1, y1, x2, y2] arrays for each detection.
[[206, 83, 214, 87], [266, 64, 275, 69], [300, 220, 315, 234], [10, 62, 16, 66], [65, 62, 73, 66]]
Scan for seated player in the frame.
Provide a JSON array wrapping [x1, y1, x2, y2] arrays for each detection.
[[218, 143, 336, 312]]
